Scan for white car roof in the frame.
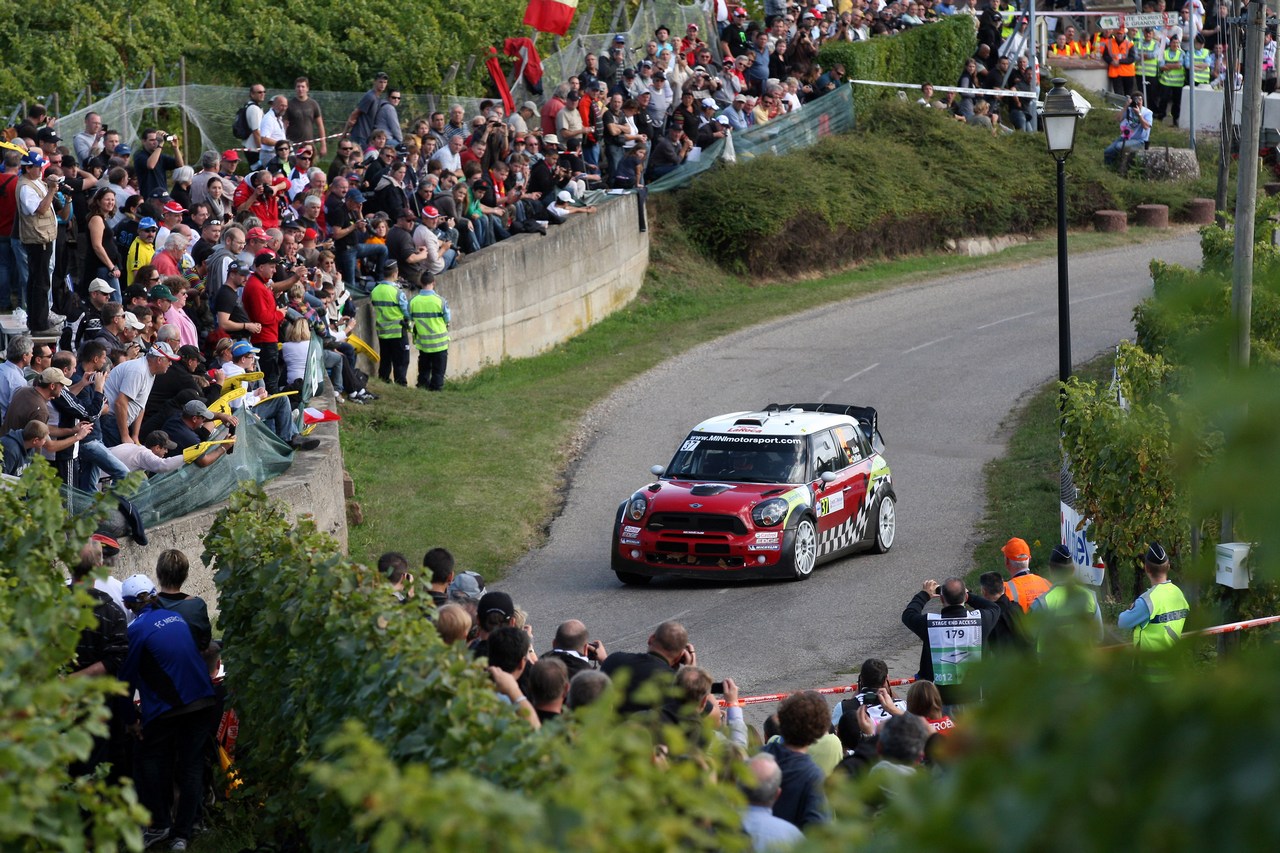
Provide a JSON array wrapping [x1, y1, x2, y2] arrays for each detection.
[[690, 408, 856, 437]]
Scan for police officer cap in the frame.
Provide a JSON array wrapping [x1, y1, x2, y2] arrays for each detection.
[[1145, 541, 1169, 565], [1049, 543, 1073, 567]]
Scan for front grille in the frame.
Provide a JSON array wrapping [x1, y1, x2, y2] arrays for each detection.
[[654, 541, 732, 556], [646, 551, 746, 568], [647, 513, 747, 535]]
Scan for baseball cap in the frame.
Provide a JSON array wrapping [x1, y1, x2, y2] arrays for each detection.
[[557, 190, 574, 203], [162, 200, 186, 215], [36, 127, 61, 144], [613, 34, 626, 43], [422, 206, 441, 218], [701, 97, 717, 109], [303, 227, 319, 241], [733, 93, 746, 102], [149, 284, 176, 302], [346, 188, 366, 203], [121, 574, 156, 603], [123, 311, 145, 331], [1049, 543, 1074, 567], [230, 340, 260, 358], [478, 590, 515, 621], [88, 278, 114, 295], [113, 144, 132, 156], [521, 100, 538, 112], [90, 532, 121, 559], [138, 217, 158, 230], [715, 115, 731, 126], [447, 570, 486, 600], [149, 188, 172, 200], [227, 260, 247, 275], [246, 226, 269, 241], [221, 149, 240, 162], [144, 430, 178, 451], [147, 341, 181, 361], [177, 344, 204, 363], [1001, 537, 1031, 561], [183, 399, 218, 420], [20, 150, 45, 168], [36, 367, 72, 387], [253, 251, 277, 266], [125, 284, 149, 302]]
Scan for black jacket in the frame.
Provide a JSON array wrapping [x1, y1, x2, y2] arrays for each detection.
[[902, 590, 1001, 705]]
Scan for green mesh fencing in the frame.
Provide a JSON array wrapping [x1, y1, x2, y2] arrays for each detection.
[[647, 84, 856, 193], [63, 340, 327, 528]]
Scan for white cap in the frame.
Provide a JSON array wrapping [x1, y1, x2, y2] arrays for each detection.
[[121, 574, 155, 602], [701, 97, 717, 109], [123, 311, 145, 331], [557, 190, 574, 203], [88, 278, 114, 295]]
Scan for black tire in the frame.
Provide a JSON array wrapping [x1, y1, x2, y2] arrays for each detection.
[[788, 516, 818, 580], [872, 493, 896, 554], [615, 571, 652, 586]]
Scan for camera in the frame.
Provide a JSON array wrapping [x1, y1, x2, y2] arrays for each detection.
[[165, 133, 177, 143], [710, 681, 724, 694], [586, 640, 601, 660], [857, 688, 881, 708]]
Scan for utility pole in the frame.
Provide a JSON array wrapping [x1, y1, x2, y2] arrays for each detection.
[[1215, 0, 1242, 215], [1223, 0, 1265, 542]]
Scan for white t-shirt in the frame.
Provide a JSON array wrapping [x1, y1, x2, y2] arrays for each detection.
[[259, 109, 287, 150], [102, 357, 156, 425], [282, 340, 309, 383], [109, 441, 186, 474], [244, 103, 264, 152]]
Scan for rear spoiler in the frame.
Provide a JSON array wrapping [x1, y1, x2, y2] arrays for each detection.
[[766, 403, 884, 453]]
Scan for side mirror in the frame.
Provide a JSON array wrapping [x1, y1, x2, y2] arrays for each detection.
[[820, 471, 837, 484], [650, 464, 665, 476]]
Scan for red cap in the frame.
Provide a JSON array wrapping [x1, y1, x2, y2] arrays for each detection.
[[303, 227, 318, 241], [162, 200, 186, 215], [246, 226, 269, 241], [423, 206, 441, 218], [221, 149, 240, 162]]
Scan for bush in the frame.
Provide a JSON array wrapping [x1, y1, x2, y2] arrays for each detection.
[[204, 483, 747, 849], [0, 461, 149, 850], [817, 17, 976, 115]]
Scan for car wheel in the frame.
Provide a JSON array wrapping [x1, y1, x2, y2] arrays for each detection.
[[873, 494, 896, 554], [615, 571, 652, 586], [789, 517, 818, 580]]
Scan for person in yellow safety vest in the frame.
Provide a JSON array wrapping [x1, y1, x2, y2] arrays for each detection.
[[1118, 542, 1189, 652], [1135, 27, 1161, 101], [1049, 32, 1082, 58], [1030, 544, 1103, 653], [1103, 27, 1137, 96], [1001, 537, 1052, 614], [1154, 35, 1187, 126], [1189, 33, 1212, 86], [998, 2, 1017, 43], [369, 259, 410, 385], [409, 270, 450, 392]]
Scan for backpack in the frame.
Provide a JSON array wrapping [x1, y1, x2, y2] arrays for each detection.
[[231, 100, 254, 141]]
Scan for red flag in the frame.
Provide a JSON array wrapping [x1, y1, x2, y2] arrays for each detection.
[[523, 0, 578, 36], [504, 37, 543, 87], [486, 48, 515, 116]]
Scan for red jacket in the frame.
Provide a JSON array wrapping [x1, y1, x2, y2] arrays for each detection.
[[242, 273, 283, 344]]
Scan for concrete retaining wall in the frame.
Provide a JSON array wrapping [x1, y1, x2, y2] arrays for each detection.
[[355, 194, 650, 381], [109, 400, 347, 611]]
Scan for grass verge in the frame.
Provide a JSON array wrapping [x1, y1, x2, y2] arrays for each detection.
[[340, 216, 1190, 577]]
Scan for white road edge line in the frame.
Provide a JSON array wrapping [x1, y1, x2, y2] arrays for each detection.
[[975, 310, 1037, 330], [903, 337, 951, 354], [842, 362, 880, 383], [1070, 287, 1132, 305]]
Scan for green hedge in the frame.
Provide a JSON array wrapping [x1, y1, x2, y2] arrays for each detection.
[[818, 17, 976, 114]]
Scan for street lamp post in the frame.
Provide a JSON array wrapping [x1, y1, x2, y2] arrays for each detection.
[[1040, 78, 1084, 398]]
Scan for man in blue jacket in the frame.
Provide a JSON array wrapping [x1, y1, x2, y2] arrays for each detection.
[[120, 574, 216, 851]]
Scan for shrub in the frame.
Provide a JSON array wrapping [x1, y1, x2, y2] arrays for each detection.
[[204, 483, 747, 849], [817, 17, 977, 115], [0, 461, 149, 850]]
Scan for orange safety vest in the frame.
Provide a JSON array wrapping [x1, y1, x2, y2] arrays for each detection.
[[1004, 571, 1052, 614], [1107, 37, 1136, 77]]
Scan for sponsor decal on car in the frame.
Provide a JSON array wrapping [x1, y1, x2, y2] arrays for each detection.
[[817, 491, 845, 517], [622, 525, 642, 536], [748, 544, 781, 552], [754, 531, 779, 543], [728, 425, 763, 433], [621, 537, 641, 545]]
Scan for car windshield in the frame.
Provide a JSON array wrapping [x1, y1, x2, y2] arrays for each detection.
[[664, 433, 809, 484]]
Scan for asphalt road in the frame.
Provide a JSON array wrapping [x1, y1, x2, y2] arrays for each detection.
[[504, 233, 1202, 701]]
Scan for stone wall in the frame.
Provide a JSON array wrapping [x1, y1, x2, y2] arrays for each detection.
[[354, 194, 650, 381]]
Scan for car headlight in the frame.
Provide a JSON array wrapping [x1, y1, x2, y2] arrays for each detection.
[[752, 498, 788, 527], [627, 494, 649, 521]]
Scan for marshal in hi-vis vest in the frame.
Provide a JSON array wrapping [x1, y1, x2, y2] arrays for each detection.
[[1133, 581, 1189, 652]]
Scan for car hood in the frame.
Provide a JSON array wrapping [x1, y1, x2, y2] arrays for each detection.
[[643, 479, 799, 510]]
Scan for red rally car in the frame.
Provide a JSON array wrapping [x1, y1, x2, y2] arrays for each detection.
[[611, 403, 896, 585]]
